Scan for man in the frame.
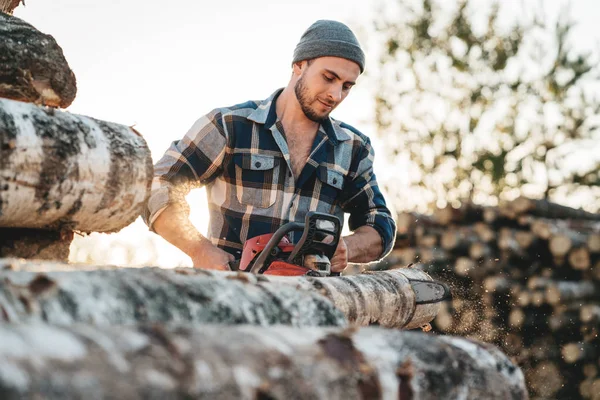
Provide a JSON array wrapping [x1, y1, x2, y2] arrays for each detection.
[[143, 20, 396, 272]]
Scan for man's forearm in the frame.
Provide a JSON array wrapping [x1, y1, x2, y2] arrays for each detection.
[[343, 225, 384, 263], [152, 205, 210, 258]]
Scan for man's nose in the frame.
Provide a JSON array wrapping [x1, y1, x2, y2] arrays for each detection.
[[326, 84, 343, 103]]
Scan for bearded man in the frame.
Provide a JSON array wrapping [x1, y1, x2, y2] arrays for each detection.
[[143, 20, 396, 272]]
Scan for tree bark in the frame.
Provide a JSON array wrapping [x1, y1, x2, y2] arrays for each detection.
[[0, 228, 73, 261], [0, 97, 153, 232], [0, 0, 22, 14], [0, 322, 528, 400], [0, 13, 76, 107], [545, 281, 597, 305], [0, 260, 440, 329], [509, 196, 600, 221]]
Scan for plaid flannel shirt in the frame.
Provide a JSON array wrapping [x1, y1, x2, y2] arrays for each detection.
[[143, 89, 396, 260]]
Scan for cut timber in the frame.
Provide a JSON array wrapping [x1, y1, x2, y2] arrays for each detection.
[[0, 98, 153, 232], [0, 13, 76, 107], [509, 196, 600, 221], [528, 361, 563, 398], [0, 323, 528, 400], [580, 305, 600, 324], [562, 342, 599, 364], [0, 0, 21, 14], [530, 217, 600, 240], [545, 281, 597, 305], [549, 231, 587, 258], [0, 228, 73, 261], [0, 260, 440, 329], [588, 233, 600, 253], [568, 245, 591, 270], [433, 202, 483, 225], [440, 228, 479, 255]]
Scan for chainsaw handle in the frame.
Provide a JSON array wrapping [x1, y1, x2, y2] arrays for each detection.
[[287, 212, 341, 264], [248, 221, 304, 274]]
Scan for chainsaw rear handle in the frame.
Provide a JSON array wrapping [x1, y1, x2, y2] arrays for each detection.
[[249, 212, 341, 274], [248, 221, 304, 274]]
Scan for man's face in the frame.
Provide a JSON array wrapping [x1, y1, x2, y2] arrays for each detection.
[[294, 57, 360, 122]]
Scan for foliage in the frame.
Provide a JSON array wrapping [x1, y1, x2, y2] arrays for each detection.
[[371, 0, 600, 211]]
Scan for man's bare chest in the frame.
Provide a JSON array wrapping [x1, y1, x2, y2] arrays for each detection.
[[286, 135, 314, 179]]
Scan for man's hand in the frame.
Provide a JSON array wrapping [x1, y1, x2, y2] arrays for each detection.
[[190, 242, 235, 271], [153, 205, 234, 271], [330, 237, 349, 272]]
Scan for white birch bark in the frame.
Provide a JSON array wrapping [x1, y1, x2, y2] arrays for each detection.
[[0, 322, 528, 400], [0, 259, 439, 329], [0, 98, 153, 232]]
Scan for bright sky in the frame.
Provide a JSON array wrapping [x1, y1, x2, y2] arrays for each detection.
[[13, 0, 600, 267]]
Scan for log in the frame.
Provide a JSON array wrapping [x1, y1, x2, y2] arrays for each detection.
[[580, 304, 600, 324], [0, 259, 440, 329], [588, 233, 600, 253], [0, 228, 73, 261], [509, 196, 600, 221], [472, 222, 496, 243], [545, 281, 597, 305], [549, 231, 587, 258], [562, 342, 599, 364], [0, 0, 21, 14], [583, 364, 598, 379], [0, 13, 76, 107], [440, 228, 479, 255], [433, 203, 484, 225], [0, 322, 528, 399], [0, 98, 153, 232], [528, 361, 563, 399], [469, 241, 492, 261], [568, 245, 591, 270], [530, 217, 600, 240]]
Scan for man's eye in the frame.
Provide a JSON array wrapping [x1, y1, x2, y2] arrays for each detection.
[[343, 85, 352, 91], [323, 75, 334, 82]]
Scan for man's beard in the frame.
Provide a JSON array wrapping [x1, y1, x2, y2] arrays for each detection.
[[294, 76, 333, 123]]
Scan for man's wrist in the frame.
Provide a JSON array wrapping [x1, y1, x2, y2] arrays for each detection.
[[183, 236, 213, 259]]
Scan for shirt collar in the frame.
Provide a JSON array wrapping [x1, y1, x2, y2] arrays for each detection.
[[247, 88, 351, 145]]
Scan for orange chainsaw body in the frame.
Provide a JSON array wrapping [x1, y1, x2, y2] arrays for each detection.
[[239, 233, 309, 276], [237, 212, 342, 276]]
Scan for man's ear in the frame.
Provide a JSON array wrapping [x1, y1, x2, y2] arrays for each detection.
[[292, 60, 306, 75]]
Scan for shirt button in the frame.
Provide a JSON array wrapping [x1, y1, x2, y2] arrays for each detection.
[[255, 161, 261, 168], [288, 171, 292, 178], [332, 178, 337, 184]]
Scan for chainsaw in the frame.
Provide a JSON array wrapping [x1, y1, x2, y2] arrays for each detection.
[[235, 211, 341, 277], [231, 211, 451, 304]]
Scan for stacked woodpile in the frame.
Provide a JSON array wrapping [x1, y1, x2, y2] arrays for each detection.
[[375, 197, 600, 400], [0, 5, 153, 261]]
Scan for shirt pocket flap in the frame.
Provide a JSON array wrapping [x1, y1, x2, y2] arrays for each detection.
[[318, 166, 344, 190], [233, 153, 276, 170]]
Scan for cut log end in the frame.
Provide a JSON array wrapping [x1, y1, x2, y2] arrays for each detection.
[[0, 13, 77, 107]]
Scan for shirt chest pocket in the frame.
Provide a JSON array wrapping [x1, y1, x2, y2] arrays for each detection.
[[232, 153, 280, 208], [316, 166, 344, 204]]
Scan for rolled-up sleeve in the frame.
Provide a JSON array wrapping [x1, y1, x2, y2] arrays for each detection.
[[142, 109, 229, 230], [340, 136, 396, 259]]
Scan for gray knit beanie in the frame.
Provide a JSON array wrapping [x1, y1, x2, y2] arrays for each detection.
[[292, 20, 365, 73]]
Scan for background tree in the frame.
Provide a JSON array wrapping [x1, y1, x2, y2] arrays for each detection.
[[371, 0, 600, 212]]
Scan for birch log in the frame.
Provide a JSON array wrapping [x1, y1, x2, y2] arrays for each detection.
[[0, 228, 73, 261], [0, 323, 528, 400], [0, 1, 22, 14], [0, 13, 76, 107], [0, 97, 153, 232], [0, 259, 440, 329]]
